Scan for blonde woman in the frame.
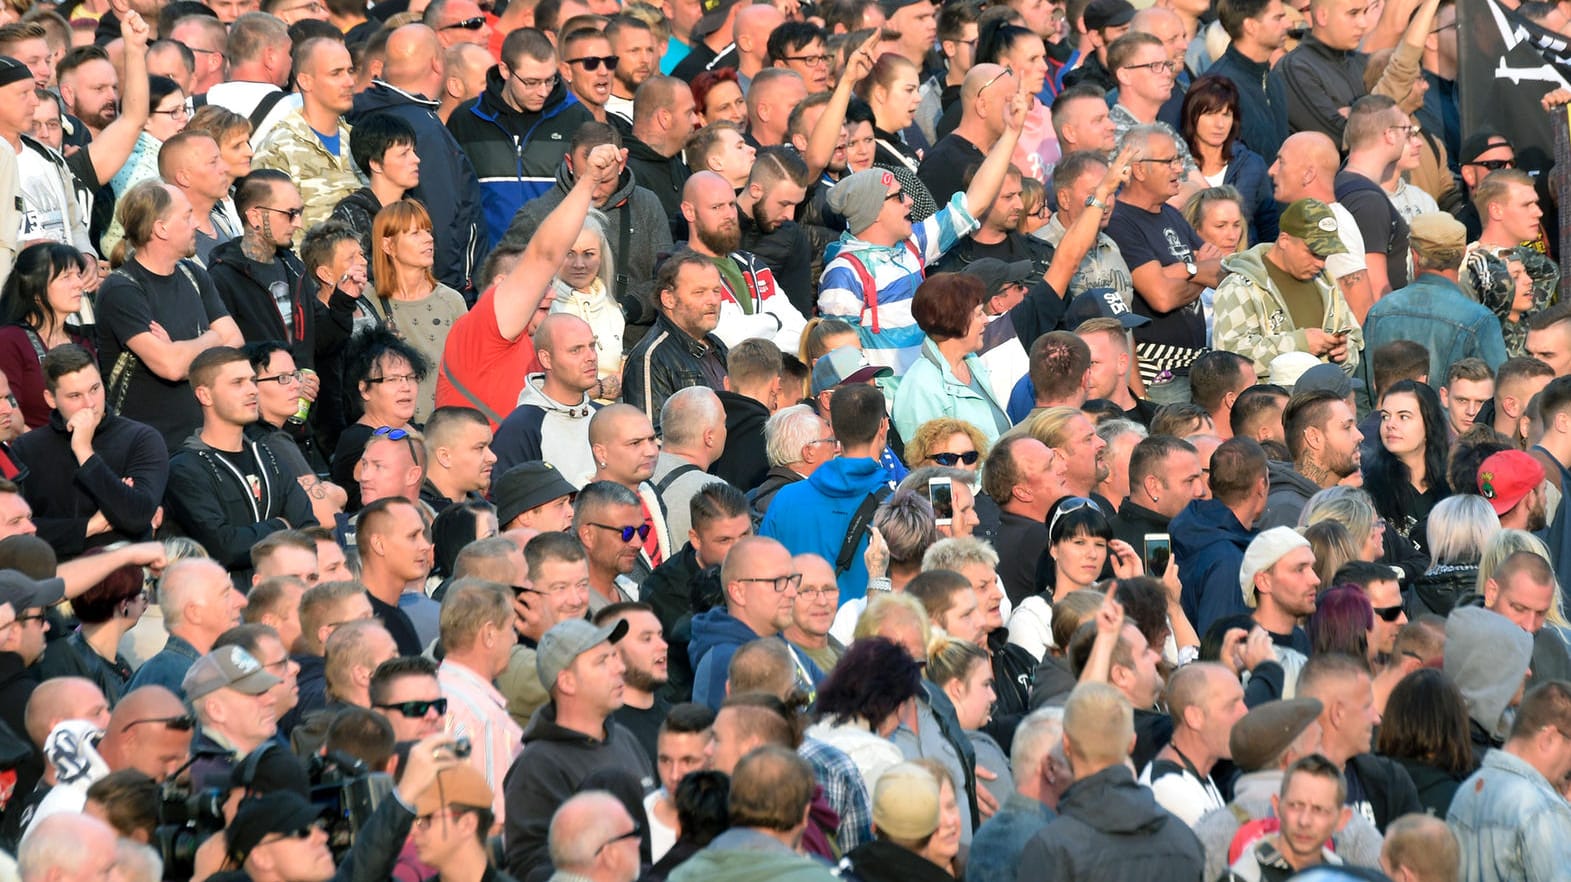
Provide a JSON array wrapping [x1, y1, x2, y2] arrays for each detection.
[[550, 211, 624, 400]]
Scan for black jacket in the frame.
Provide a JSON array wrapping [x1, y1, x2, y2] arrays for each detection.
[[207, 238, 314, 369], [281, 652, 326, 735], [12, 410, 166, 556], [624, 132, 689, 222], [985, 628, 1036, 753], [710, 390, 771, 492], [1017, 764, 1205, 882], [350, 81, 489, 297], [739, 212, 815, 318], [309, 285, 382, 458], [329, 187, 382, 270], [1206, 45, 1289, 160], [747, 465, 801, 522], [163, 426, 317, 582], [641, 544, 721, 704], [1346, 752, 1424, 834], [622, 312, 729, 433], [838, 839, 954, 882], [1109, 498, 1170, 557]]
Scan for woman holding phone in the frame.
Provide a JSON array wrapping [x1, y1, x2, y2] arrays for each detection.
[[1007, 496, 1142, 660]]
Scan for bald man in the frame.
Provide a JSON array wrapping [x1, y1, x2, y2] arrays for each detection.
[[348, 23, 488, 296], [733, 3, 785, 81], [745, 69, 807, 148], [680, 171, 808, 352], [16, 678, 111, 838], [160, 131, 242, 264], [95, 686, 194, 782], [18, 813, 120, 882], [1269, 131, 1375, 321], [919, 62, 1018, 206], [440, 43, 492, 123], [547, 791, 641, 882], [493, 313, 603, 486], [129, 558, 246, 697]]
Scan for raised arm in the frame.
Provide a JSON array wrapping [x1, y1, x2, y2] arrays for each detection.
[[492, 144, 624, 341], [962, 91, 1027, 220], [85, 11, 151, 186], [803, 31, 878, 180], [1044, 148, 1132, 297]]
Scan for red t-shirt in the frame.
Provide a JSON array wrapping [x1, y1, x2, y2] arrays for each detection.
[[435, 285, 541, 428]]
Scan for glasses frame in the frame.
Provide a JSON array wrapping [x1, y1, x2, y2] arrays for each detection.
[[736, 573, 804, 593], [442, 15, 486, 29], [255, 370, 303, 386], [595, 822, 643, 854], [120, 714, 198, 733], [373, 698, 448, 717], [589, 522, 652, 543], [565, 54, 620, 71]]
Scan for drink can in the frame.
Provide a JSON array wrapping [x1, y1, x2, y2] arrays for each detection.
[[292, 369, 317, 423]]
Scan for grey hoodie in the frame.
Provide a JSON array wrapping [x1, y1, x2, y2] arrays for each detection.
[[1445, 606, 1534, 743], [1260, 460, 1322, 530]]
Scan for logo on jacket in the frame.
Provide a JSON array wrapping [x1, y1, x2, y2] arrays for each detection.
[[247, 474, 263, 501], [1269, 309, 1286, 332]]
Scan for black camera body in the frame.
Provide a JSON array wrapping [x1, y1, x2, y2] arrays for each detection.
[[153, 780, 227, 881], [310, 752, 394, 859]]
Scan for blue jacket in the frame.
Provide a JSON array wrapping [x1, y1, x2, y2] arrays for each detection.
[[1447, 747, 1571, 882], [126, 633, 201, 698], [892, 338, 1011, 444], [967, 793, 1055, 882], [688, 607, 824, 709], [1223, 144, 1278, 245], [1360, 272, 1508, 408], [1171, 498, 1256, 633], [759, 456, 896, 601]]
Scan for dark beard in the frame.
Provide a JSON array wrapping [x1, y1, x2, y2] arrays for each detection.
[[623, 664, 667, 692], [696, 221, 741, 255], [750, 199, 778, 235]]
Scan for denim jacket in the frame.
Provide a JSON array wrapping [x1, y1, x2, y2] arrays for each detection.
[[1446, 747, 1571, 882], [1359, 272, 1509, 405]]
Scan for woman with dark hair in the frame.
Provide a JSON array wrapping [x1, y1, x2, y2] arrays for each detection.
[[641, 770, 730, 882], [35, 553, 146, 703], [855, 54, 940, 220], [805, 636, 925, 792], [429, 500, 499, 581], [0, 242, 94, 427], [1375, 667, 1475, 816], [1009, 496, 1142, 660], [1180, 75, 1276, 244], [328, 327, 430, 511], [690, 68, 747, 126], [1363, 380, 1452, 553], [1307, 584, 1373, 667], [891, 275, 1010, 444], [976, 19, 1056, 183]]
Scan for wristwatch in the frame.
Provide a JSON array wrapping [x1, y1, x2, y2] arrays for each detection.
[[1084, 195, 1108, 211], [1184, 260, 1198, 278]]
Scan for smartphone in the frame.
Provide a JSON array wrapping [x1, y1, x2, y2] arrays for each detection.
[[929, 477, 954, 526], [1144, 533, 1171, 575], [1331, 327, 1353, 336]]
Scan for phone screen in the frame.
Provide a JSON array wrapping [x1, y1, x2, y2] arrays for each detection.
[[1144, 534, 1171, 575], [929, 479, 953, 523]]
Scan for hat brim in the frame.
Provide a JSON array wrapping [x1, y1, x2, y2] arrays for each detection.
[[230, 799, 331, 864], [228, 668, 284, 696], [839, 365, 894, 387], [1089, 8, 1135, 28], [1114, 313, 1151, 329], [501, 475, 580, 525], [692, 0, 736, 37]]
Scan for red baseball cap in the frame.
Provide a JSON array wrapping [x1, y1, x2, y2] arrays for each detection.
[[1477, 450, 1545, 516]]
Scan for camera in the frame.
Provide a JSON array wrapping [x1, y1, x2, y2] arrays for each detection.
[[453, 736, 472, 759], [153, 780, 227, 881], [309, 752, 394, 859]]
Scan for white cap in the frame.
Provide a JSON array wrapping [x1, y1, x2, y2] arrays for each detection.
[[1240, 526, 1312, 607]]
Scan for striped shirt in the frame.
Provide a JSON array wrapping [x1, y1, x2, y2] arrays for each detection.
[[438, 658, 523, 822]]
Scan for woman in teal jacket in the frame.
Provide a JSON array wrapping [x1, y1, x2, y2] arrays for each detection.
[[892, 274, 1011, 444]]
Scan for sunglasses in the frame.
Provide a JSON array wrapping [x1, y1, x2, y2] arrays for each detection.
[[928, 450, 980, 466], [567, 54, 619, 71], [373, 698, 448, 717], [120, 714, 197, 733], [590, 522, 652, 543], [259, 206, 305, 221], [264, 822, 323, 845], [595, 822, 643, 854], [1467, 157, 1515, 170], [373, 426, 410, 440], [1371, 604, 1405, 623], [442, 15, 486, 29], [1048, 496, 1102, 540]]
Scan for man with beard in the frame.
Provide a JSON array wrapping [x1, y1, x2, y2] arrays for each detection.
[[1243, 527, 1318, 695], [207, 171, 316, 369], [605, 15, 658, 127], [1259, 390, 1363, 530], [598, 602, 669, 766], [253, 37, 362, 232], [679, 171, 808, 354], [1479, 450, 1547, 532], [57, 46, 119, 139], [623, 251, 730, 432], [736, 148, 815, 319]]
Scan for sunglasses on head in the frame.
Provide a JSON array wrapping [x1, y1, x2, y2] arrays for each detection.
[[1371, 604, 1405, 623], [373, 698, 448, 717], [443, 15, 486, 28], [567, 54, 619, 71], [928, 450, 979, 466]]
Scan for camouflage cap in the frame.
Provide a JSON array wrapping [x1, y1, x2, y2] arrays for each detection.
[[1279, 199, 1348, 258]]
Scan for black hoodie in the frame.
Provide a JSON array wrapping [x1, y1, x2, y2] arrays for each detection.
[[710, 390, 771, 492], [1018, 764, 1206, 881], [623, 131, 689, 221], [207, 238, 314, 369]]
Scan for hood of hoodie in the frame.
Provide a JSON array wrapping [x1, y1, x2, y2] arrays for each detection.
[[207, 236, 302, 287], [521, 700, 612, 746], [1444, 605, 1533, 742], [625, 132, 679, 165], [550, 153, 637, 210], [1267, 460, 1321, 500], [1058, 764, 1174, 836], [1171, 498, 1253, 561], [688, 606, 761, 667], [516, 373, 593, 416], [803, 456, 892, 500], [1220, 242, 1275, 288], [477, 65, 576, 129]]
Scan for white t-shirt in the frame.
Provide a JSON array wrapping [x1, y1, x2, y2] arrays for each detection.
[[643, 789, 678, 863], [1326, 202, 1368, 282]]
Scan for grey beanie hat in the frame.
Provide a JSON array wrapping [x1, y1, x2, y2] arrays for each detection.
[[829, 168, 900, 235]]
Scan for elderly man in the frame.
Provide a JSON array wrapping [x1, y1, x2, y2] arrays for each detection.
[[543, 791, 642, 882], [651, 388, 727, 544], [184, 644, 306, 795], [1140, 663, 1247, 826], [437, 579, 522, 822], [17, 814, 120, 882], [965, 710, 1064, 882], [622, 250, 730, 431], [750, 405, 836, 516], [129, 559, 245, 696]]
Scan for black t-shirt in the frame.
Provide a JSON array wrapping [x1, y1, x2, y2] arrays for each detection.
[[212, 446, 264, 505], [670, 43, 730, 82], [611, 695, 671, 769], [1105, 200, 1207, 352], [367, 590, 424, 657], [1335, 169, 1411, 292], [917, 133, 985, 206], [95, 258, 231, 451]]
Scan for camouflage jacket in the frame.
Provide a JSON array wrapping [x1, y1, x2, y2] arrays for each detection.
[[252, 109, 363, 233], [1212, 242, 1362, 375]]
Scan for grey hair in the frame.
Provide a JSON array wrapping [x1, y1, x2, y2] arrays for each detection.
[[572, 480, 642, 533], [116, 842, 161, 882], [1010, 707, 1064, 782], [873, 489, 937, 567], [660, 386, 725, 449], [922, 535, 1000, 572], [1096, 419, 1148, 446], [1121, 124, 1175, 159], [764, 403, 822, 467], [1425, 494, 1500, 567]]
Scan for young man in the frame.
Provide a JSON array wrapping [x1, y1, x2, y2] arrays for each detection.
[[1226, 755, 1351, 878]]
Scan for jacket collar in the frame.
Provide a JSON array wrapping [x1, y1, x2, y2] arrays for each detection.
[[368, 79, 438, 107], [656, 312, 723, 357]]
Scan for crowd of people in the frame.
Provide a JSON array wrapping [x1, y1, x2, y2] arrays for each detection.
[[0, 0, 1558, 878]]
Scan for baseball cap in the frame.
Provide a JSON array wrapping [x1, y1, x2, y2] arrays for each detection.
[[965, 258, 1034, 298], [692, 0, 739, 38], [1229, 698, 1324, 772], [1294, 363, 1364, 399], [872, 763, 940, 839], [414, 763, 495, 817], [1239, 526, 1312, 607], [1278, 199, 1347, 258], [1083, 0, 1136, 30], [537, 617, 629, 690], [494, 462, 578, 527], [1268, 351, 1322, 387], [226, 791, 331, 865], [1064, 287, 1150, 330], [1477, 450, 1545, 516], [0, 569, 63, 614], [811, 345, 893, 397], [183, 645, 283, 701], [1459, 129, 1512, 165]]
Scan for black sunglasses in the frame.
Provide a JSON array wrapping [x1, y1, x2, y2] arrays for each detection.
[[928, 450, 980, 466], [373, 698, 448, 717], [121, 714, 197, 733], [1371, 604, 1405, 623], [442, 15, 486, 28], [590, 522, 651, 543], [1467, 158, 1514, 170], [595, 821, 643, 854], [567, 54, 619, 71]]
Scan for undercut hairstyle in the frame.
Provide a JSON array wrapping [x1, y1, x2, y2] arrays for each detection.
[[684, 121, 745, 173], [524, 531, 588, 575], [1343, 93, 1401, 152], [690, 482, 750, 534], [939, 0, 980, 41], [501, 27, 556, 67], [40, 343, 95, 393], [368, 654, 439, 707], [727, 745, 816, 832], [1511, 679, 1571, 742], [56, 44, 108, 82], [1230, 384, 1289, 439], [249, 529, 317, 571], [324, 706, 396, 771], [355, 496, 422, 559], [592, 600, 653, 629], [1218, 0, 1278, 38], [572, 480, 641, 534], [1295, 651, 1371, 704], [1128, 434, 1197, 490], [424, 406, 489, 453], [243, 577, 306, 628], [1497, 355, 1554, 391], [1280, 753, 1348, 804], [569, 119, 622, 155], [726, 338, 783, 391], [350, 112, 418, 179], [1208, 436, 1268, 506], [1371, 339, 1431, 395], [767, 20, 826, 62], [1471, 167, 1536, 215], [1283, 390, 1346, 463], [749, 146, 810, 191], [233, 170, 293, 229], [1106, 30, 1163, 71], [188, 346, 250, 392], [0, 21, 46, 53], [1538, 375, 1571, 422], [828, 383, 886, 447], [296, 580, 367, 656], [661, 701, 716, 735], [1028, 331, 1092, 404], [1189, 350, 1251, 413], [787, 92, 832, 141]]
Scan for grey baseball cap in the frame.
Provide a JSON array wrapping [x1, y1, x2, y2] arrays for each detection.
[[537, 618, 629, 690], [0, 569, 64, 614], [183, 645, 282, 701]]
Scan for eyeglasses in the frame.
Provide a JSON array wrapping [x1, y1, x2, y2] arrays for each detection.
[[16, 613, 45, 625], [807, 436, 839, 448], [255, 370, 303, 386], [884, 190, 908, 203], [1125, 59, 1175, 74], [1048, 496, 1102, 540], [1136, 156, 1183, 167], [589, 522, 652, 543], [366, 373, 419, 385], [928, 450, 980, 466], [797, 584, 838, 600], [373, 698, 448, 717], [189, 46, 224, 57], [595, 822, 643, 854], [979, 65, 1014, 94], [151, 106, 189, 119], [509, 70, 558, 91], [784, 53, 830, 66], [566, 55, 619, 71], [442, 15, 486, 29], [1371, 604, 1405, 623], [1467, 158, 1515, 170], [736, 573, 803, 593], [1387, 124, 1420, 138], [120, 714, 197, 733], [259, 206, 305, 221]]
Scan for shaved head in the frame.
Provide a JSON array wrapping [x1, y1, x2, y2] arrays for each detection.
[[382, 23, 442, 85], [1284, 131, 1340, 176], [683, 169, 733, 203]]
